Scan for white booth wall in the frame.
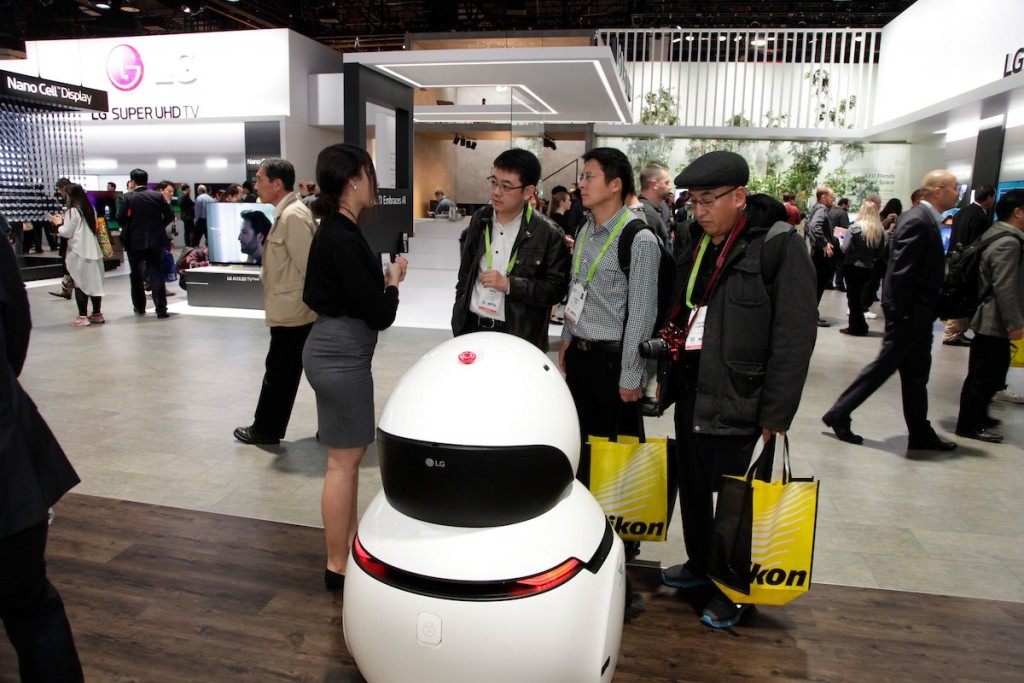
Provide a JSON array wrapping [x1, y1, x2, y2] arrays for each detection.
[[6, 30, 346, 189]]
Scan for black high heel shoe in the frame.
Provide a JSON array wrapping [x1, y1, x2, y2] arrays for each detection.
[[325, 568, 345, 591]]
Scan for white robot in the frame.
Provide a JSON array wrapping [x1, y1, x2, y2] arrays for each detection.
[[344, 332, 626, 683]]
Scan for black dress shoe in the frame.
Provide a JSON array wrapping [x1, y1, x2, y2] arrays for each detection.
[[839, 328, 868, 337], [907, 436, 958, 451], [325, 569, 345, 591], [942, 338, 971, 347], [822, 413, 863, 444], [954, 428, 1003, 444], [817, 319, 831, 328], [233, 426, 280, 445]]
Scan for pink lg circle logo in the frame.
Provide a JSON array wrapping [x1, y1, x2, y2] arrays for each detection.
[[107, 44, 144, 91]]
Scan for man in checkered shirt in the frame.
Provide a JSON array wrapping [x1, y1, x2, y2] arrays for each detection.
[[558, 147, 661, 440]]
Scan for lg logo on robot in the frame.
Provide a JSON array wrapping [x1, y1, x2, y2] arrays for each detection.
[[424, 458, 446, 468]]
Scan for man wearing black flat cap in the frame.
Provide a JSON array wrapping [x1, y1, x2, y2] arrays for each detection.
[[659, 150, 817, 630]]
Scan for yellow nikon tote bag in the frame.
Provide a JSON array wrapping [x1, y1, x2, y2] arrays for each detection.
[[710, 436, 819, 606], [1010, 339, 1024, 368], [586, 428, 671, 543]]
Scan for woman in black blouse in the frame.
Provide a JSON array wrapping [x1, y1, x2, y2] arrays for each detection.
[[302, 143, 408, 590]]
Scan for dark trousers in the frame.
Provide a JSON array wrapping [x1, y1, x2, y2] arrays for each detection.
[[957, 333, 1011, 432], [0, 522, 83, 683], [844, 265, 872, 334], [862, 265, 883, 309], [44, 226, 59, 252], [566, 342, 646, 562], [252, 323, 314, 439], [564, 343, 641, 442], [22, 223, 42, 254], [182, 218, 197, 247], [73, 289, 101, 318], [194, 218, 208, 247], [673, 389, 758, 577], [811, 247, 833, 304], [127, 247, 167, 315], [57, 236, 69, 276], [828, 316, 936, 439]]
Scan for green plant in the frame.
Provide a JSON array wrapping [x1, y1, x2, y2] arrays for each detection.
[[639, 88, 679, 126], [627, 88, 679, 171], [823, 168, 881, 206]]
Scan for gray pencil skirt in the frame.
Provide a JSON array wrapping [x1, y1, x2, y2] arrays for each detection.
[[302, 315, 379, 449]]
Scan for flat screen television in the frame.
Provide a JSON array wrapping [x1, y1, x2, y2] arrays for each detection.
[[940, 225, 952, 252], [88, 190, 122, 230], [207, 202, 274, 266]]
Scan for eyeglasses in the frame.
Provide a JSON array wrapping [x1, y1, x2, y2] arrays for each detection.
[[690, 186, 739, 207], [486, 176, 524, 194], [578, 172, 604, 183]]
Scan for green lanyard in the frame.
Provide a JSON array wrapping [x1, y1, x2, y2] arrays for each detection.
[[685, 235, 711, 308], [484, 204, 530, 275], [572, 210, 631, 285]]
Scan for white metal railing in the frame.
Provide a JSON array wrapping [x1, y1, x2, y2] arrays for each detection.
[[595, 28, 882, 130]]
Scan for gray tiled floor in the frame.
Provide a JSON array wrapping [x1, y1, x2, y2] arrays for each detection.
[[19, 249, 1024, 604]]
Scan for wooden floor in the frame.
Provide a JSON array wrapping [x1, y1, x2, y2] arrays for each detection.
[[2, 494, 1022, 683]]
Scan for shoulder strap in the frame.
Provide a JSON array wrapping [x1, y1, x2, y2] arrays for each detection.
[[760, 220, 795, 287], [617, 218, 653, 277]]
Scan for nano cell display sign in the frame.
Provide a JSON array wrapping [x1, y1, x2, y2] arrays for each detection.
[[1, 70, 109, 113]]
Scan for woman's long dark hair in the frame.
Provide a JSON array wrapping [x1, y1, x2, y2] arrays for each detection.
[[66, 184, 97, 234], [312, 143, 378, 221], [880, 198, 902, 217]]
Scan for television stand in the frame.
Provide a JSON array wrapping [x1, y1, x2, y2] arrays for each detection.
[[185, 265, 263, 310]]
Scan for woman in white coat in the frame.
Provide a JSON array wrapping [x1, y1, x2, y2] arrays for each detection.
[[55, 184, 105, 326]]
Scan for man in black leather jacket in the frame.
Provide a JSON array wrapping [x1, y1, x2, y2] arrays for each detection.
[[452, 149, 570, 351], [659, 151, 817, 630]]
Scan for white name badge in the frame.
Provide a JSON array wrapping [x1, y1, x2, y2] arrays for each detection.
[[564, 282, 587, 324], [477, 287, 502, 315], [685, 307, 707, 351]]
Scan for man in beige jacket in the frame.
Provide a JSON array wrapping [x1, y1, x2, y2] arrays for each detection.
[[234, 159, 317, 446]]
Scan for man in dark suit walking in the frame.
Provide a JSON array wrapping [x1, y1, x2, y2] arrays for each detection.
[[942, 184, 995, 346], [117, 168, 175, 318], [822, 170, 962, 451]]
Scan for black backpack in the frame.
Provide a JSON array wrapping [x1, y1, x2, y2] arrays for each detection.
[[617, 218, 677, 336], [936, 232, 1011, 320]]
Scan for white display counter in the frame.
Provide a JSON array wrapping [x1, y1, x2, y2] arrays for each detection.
[[185, 266, 263, 310]]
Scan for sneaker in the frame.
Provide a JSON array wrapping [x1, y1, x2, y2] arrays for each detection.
[[661, 564, 711, 589], [994, 388, 1024, 404], [864, 311, 878, 319], [700, 593, 754, 629], [69, 316, 91, 327], [88, 313, 105, 324]]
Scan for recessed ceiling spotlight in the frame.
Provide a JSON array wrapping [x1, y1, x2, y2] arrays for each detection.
[[121, 0, 141, 13], [95, 1, 111, 8]]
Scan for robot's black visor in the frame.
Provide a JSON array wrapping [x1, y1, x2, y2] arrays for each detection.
[[377, 429, 575, 527]]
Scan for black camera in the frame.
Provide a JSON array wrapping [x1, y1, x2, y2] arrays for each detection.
[[638, 322, 686, 361]]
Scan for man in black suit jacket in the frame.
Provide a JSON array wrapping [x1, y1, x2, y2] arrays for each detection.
[[118, 168, 175, 318], [0, 238, 83, 681], [823, 170, 962, 451], [942, 184, 995, 345]]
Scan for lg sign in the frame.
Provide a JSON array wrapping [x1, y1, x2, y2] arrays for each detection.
[[106, 44, 144, 91]]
